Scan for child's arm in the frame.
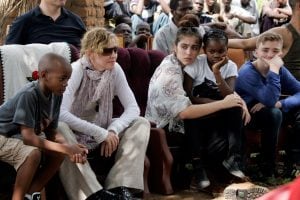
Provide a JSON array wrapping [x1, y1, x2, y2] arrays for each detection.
[[212, 56, 235, 97], [183, 72, 215, 104], [21, 126, 88, 164]]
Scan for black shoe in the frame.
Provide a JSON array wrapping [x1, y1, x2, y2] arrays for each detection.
[[223, 156, 246, 179], [109, 186, 134, 200], [86, 189, 120, 200], [260, 162, 276, 179]]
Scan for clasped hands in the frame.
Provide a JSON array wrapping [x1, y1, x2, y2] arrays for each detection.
[[68, 130, 119, 163]]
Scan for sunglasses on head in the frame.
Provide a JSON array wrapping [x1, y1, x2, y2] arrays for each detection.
[[102, 47, 118, 55]]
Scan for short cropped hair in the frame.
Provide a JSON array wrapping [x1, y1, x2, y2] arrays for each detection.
[[80, 27, 117, 56], [256, 32, 283, 48]]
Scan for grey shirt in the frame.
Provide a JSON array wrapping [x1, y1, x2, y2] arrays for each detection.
[[153, 18, 205, 55], [0, 81, 62, 137]]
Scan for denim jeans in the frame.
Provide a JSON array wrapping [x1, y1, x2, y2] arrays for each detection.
[[248, 107, 282, 169]]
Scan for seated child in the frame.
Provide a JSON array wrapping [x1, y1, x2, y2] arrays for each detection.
[[0, 53, 88, 200], [183, 28, 250, 189], [133, 21, 152, 49], [235, 31, 300, 179]]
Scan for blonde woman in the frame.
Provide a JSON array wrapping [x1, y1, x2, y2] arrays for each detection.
[[59, 27, 150, 200]]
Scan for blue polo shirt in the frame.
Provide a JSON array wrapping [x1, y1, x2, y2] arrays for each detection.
[[5, 6, 86, 48]]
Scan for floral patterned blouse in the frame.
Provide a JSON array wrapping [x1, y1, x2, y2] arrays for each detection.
[[145, 54, 192, 133]]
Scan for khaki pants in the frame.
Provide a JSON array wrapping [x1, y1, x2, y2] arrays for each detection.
[[58, 117, 150, 200]]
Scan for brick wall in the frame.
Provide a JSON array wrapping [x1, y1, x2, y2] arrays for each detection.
[[0, 0, 105, 44], [67, 0, 105, 28]]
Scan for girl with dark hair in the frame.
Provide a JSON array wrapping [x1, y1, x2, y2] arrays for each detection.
[[146, 27, 245, 190]]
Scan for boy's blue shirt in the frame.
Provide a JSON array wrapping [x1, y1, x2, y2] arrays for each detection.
[[236, 61, 300, 112]]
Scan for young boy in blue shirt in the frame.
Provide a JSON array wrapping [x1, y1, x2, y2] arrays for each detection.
[[235, 31, 300, 179], [0, 53, 88, 200]]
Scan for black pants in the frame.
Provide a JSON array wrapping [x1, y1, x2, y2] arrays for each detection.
[[184, 107, 243, 164]]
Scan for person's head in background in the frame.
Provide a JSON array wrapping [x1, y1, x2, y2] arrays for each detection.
[[205, 0, 220, 14], [113, 23, 132, 47], [177, 13, 200, 28], [81, 27, 118, 71], [277, 0, 288, 8], [114, 15, 132, 27], [170, 0, 194, 26], [240, 0, 251, 8], [174, 27, 202, 66], [202, 29, 228, 68], [255, 32, 283, 65], [135, 22, 152, 36], [206, 0, 216, 7], [193, 0, 205, 14], [222, 0, 233, 9]]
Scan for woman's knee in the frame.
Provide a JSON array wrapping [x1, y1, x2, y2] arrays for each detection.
[[130, 117, 150, 144]]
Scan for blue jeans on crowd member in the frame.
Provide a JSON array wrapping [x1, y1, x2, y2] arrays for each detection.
[[152, 13, 169, 35], [248, 107, 282, 174], [131, 13, 169, 37]]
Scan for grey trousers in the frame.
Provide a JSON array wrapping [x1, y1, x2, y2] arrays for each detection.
[[58, 117, 150, 200]]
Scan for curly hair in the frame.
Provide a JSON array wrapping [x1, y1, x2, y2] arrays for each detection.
[[80, 27, 117, 56]]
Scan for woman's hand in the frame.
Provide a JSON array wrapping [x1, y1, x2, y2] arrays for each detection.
[[242, 101, 251, 125], [100, 131, 119, 157], [212, 56, 228, 74], [222, 93, 243, 109], [234, 92, 251, 125]]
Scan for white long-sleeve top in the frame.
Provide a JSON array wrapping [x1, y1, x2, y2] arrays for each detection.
[[59, 58, 140, 143]]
